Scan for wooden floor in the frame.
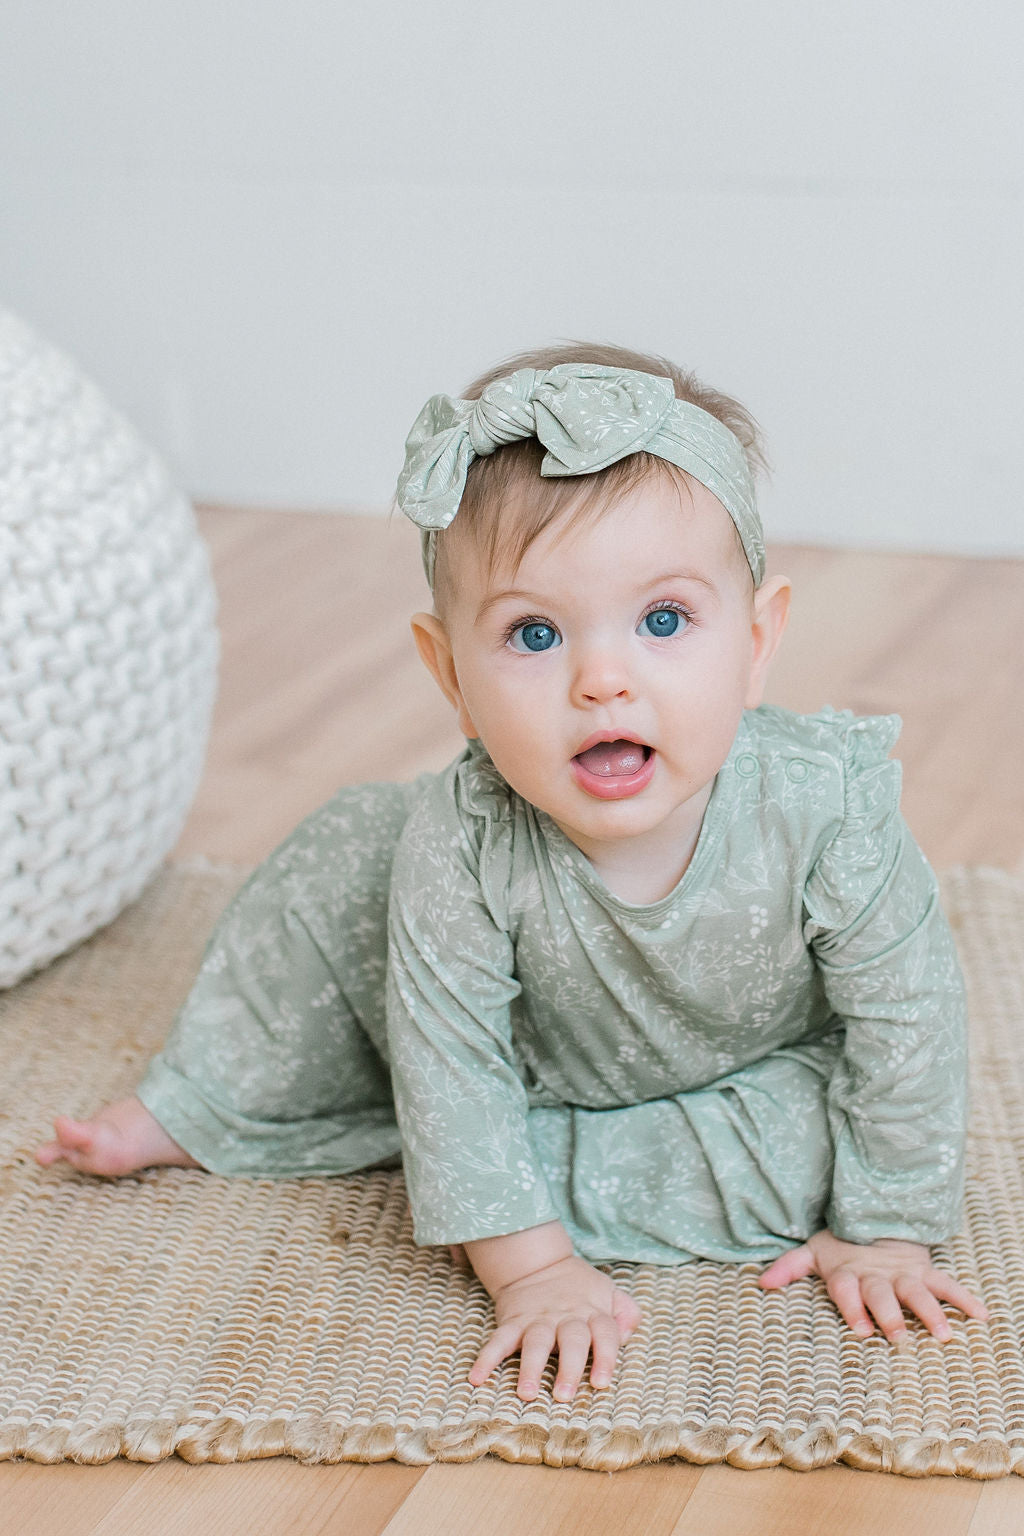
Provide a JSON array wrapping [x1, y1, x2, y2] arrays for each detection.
[[5, 506, 1024, 1533]]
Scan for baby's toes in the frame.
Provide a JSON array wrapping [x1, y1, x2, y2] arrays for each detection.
[[34, 1137, 66, 1167], [52, 1115, 95, 1150], [34, 1117, 90, 1167], [48, 1116, 125, 1175]]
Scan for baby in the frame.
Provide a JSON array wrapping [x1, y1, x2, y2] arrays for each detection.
[[37, 342, 987, 1403]]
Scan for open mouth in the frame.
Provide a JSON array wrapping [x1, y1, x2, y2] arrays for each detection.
[[574, 739, 651, 777], [571, 737, 656, 799]]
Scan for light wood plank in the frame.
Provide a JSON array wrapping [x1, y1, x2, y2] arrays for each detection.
[[90, 1458, 423, 1536], [667, 1462, 983, 1535], [967, 1475, 1024, 1534], [378, 1460, 701, 1536], [0, 1461, 150, 1536]]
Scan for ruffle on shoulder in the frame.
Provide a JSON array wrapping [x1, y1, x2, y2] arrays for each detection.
[[803, 710, 905, 937], [452, 738, 514, 823], [449, 740, 519, 928]]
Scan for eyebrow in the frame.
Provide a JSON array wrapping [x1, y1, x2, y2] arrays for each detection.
[[475, 588, 538, 624], [646, 570, 721, 596], [475, 569, 720, 624]]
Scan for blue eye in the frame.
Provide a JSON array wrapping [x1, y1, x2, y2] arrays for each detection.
[[509, 621, 561, 653], [640, 607, 685, 638]]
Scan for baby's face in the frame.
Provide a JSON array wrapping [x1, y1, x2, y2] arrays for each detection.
[[421, 477, 787, 876]]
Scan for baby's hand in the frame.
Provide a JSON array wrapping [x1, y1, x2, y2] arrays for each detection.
[[758, 1227, 989, 1342], [468, 1254, 641, 1401]]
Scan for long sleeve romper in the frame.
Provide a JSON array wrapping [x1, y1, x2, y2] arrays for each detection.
[[136, 705, 968, 1265]]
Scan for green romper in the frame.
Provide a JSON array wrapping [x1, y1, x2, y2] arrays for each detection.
[[137, 705, 968, 1265]]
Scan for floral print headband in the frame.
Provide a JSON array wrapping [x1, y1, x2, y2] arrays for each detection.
[[395, 362, 765, 589]]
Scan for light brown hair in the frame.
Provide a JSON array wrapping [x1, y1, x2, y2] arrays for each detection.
[[425, 341, 768, 614]]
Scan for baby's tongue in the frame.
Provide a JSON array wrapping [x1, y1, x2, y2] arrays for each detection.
[[575, 739, 647, 777]]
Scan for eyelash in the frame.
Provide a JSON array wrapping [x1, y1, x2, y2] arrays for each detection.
[[638, 599, 695, 631], [501, 613, 554, 647], [500, 601, 696, 648]]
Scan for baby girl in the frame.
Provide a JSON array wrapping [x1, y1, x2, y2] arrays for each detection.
[[38, 341, 987, 1402]]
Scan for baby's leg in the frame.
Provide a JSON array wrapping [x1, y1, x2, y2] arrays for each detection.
[[36, 777, 426, 1179], [527, 1036, 843, 1265]]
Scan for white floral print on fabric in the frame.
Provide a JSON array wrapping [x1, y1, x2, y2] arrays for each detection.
[[137, 706, 967, 1265]]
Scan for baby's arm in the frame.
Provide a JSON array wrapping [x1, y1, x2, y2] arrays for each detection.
[[464, 1220, 641, 1400], [791, 718, 985, 1340], [758, 1229, 988, 1341], [385, 776, 641, 1398]]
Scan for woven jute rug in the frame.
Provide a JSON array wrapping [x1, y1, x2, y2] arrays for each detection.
[[1, 861, 1022, 1476]]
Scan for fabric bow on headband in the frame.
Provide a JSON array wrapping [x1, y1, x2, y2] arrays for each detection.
[[395, 362, 765, 588]]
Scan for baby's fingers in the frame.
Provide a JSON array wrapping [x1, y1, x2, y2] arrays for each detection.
[[611, 1286, 642, 1341], [517, 1322, 558, 1400], [468, 1322, 526, 1388], [758, 1242, 816, 1290], [927, 1269, 990, 1322], [827, 1269, 882, 1338], [861, 1276, 919, 1341], [588, 1313, 625, 1390], [894, 1279, 954, 1342], [552, 1318, 595, 1401], [468, 1321, 560, 1401]]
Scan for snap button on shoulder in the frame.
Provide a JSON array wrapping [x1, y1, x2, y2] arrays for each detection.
[[735, 753, 759, 777], [787, 759, 810, 782]]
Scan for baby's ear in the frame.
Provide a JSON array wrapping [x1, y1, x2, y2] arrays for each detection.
[[744, 575, 791, 708], [410, 613, 478, 737]]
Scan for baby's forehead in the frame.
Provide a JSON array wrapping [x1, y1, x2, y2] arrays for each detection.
[[518, 479, 743, 576], [474, 489, 744, 598], [433, 466, 753, 618]]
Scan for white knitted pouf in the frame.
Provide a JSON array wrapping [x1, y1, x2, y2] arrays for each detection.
[[0, 309, 219, 989]]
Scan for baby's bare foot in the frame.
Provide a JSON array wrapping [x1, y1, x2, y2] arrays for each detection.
[[35, 1095, 203, 1176]]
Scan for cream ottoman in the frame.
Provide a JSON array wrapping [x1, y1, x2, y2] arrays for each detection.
[[0, 309, 219, 988]]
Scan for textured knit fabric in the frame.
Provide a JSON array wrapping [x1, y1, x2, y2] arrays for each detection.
[[137, 704, 967, 1265], [0, 306, 218, 990]]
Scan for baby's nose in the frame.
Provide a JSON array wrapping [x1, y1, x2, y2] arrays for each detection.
[[571, 648, 633, 705]]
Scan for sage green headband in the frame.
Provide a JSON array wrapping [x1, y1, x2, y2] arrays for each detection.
[[395, 362, 765, 589]]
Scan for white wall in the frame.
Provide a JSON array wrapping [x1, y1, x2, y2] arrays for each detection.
[[1, 0, 1021, 554]]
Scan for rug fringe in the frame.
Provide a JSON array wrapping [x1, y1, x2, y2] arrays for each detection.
[[781, 1425, 840, 1470], [4, 1414, 1024, 1478], [842, 1431, 895, 1473]]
